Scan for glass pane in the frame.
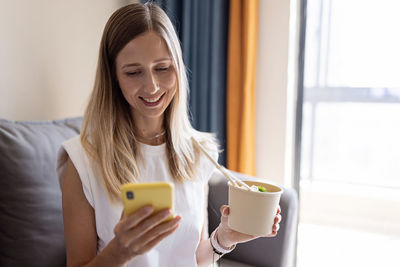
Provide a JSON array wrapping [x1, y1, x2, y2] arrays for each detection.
[[328, 0, 400, 88], [303, 0, 323, 88], [311, 102, 400, 188], [301, 0, 400, 188]]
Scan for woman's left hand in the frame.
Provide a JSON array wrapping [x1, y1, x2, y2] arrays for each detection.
[[215, 205, 282, 249]]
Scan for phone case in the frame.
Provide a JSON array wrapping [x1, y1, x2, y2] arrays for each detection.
[[121, 182, 174, 220]]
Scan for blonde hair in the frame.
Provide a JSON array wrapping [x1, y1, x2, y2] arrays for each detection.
[[80, 2, 218, 202]]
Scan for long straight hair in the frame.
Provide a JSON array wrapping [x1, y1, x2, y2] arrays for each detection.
[[80, 2, 218, 202]]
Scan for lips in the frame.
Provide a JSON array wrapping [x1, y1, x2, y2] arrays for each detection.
[[139, 93, 165, 107]]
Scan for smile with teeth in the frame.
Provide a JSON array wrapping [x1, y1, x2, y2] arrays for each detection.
[[143, 95, 162, 102], [140, 93, 165, 105]]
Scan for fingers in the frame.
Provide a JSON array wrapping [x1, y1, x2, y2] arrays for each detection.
[[138, 215, 181, 245], [128, 216, 181, 256], [113, 206, 181, 260], [220, 205, 229, 215], [219, 205, 230, 228], [264, 223, 280, 238], [269, 212, 282, 237], [124, 209, 175, 245], [134, 221, 180, 255], [117, 208, 173, 248], [259, 210, 282, 238], [114, 206, 153, 242], [125, 205, 155, 229], [274, 213, 282, 224], [115, 205, 154, 237], [276, 205, 281, 215], [272, 222, 280, 232], [222, 206, 229, 216]]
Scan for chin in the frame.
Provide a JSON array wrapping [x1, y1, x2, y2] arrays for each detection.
[[143, 109, 167, 119]]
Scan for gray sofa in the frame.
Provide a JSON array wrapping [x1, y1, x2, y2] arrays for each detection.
[[0, 117, 298, 267]]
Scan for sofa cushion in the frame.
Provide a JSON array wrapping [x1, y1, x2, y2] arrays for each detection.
[[0, 117, 82, 267]]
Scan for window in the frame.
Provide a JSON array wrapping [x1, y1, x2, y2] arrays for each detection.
[[301, 0, 400, 188]]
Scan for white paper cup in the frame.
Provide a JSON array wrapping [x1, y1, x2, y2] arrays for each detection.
[[228, 180, 283, 236]]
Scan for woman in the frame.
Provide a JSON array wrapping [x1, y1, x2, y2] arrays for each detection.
[[57, 2, 281, 267]]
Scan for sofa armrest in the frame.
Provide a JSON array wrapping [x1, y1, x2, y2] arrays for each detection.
[[208, 170, 299, 267]]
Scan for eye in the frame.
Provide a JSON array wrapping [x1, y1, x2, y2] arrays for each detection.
[[156, 66, 170, 72], [126, 70, 141, 76]]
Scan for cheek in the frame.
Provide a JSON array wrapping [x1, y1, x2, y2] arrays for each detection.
[[159, 71, 177, 90], [164, 74, 177, 103], [119, 77, 142, 99]]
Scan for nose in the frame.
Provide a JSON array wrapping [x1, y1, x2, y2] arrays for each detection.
[[144, 72, 160, 95]]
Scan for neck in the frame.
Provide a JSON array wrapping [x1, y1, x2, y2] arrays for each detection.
[[132, 116, 166, 145], [135, 130, 166, 145]]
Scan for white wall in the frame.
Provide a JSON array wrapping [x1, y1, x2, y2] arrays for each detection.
[[0, 0, 131, 121], [255, 0, 299, 187]]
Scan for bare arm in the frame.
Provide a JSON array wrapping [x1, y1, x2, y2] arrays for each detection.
[[62, 157, 129, 267], [61, 156, 181, 267]]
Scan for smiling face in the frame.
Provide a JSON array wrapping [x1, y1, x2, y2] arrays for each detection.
[[115, 31, 177, 129]]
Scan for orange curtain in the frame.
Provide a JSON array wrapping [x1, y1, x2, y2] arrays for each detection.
[[226, 0, 258, 175]]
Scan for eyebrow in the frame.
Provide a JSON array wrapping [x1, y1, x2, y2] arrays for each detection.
[[122, 58, 172, 69]]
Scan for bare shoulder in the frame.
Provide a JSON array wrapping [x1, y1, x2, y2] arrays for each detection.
[[62, 157, 89, 201], [62, 156, 97, 266]]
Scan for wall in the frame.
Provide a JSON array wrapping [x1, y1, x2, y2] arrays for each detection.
[[255, 0, 299, 187], [0, 0, 132, 121]]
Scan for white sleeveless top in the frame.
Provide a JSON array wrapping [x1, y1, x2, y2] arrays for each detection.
[[56, 135, 217, 267]]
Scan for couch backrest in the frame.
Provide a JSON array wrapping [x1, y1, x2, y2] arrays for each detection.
[[1, 117, 298, 267], [0, 117, 82, 267]]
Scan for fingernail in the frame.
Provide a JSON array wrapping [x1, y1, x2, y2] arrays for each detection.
[[145, 205, 154, 212], [163, 209, 171, 216], [224, 207, 229, 215]]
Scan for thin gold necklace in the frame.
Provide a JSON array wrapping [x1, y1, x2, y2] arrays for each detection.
[[136, 130, 166, 141]]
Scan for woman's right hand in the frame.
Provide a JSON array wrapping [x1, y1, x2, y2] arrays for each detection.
[[109, 205, 181, 264]]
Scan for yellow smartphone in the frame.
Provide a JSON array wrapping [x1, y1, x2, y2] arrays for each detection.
[[121, 182, 174, 220]]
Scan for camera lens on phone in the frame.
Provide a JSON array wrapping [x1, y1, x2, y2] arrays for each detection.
[[126, 191, 134, 199]]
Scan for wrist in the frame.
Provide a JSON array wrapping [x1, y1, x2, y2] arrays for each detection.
[[210, 228, 236, 255], [215, 227, 235, 249], [101, 239, 130, 266]]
